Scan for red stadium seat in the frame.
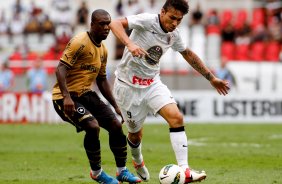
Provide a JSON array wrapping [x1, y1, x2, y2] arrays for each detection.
[[234, 9, 248, 30], [43, 60, 58, 74], [221, 42, 235, 60], [9, 51, 22, 60], [25, 52, 39, 71], [42, 50, 56, 60], [235, 44, 250, 61], [9, 52, 24, 75], [42, 49, 59, 74], [250, 42, 265, 61], [26, 51, 38, 61], [265, 41, 280, 62], [252, 8, 265, 29], [56, 51, 63, 60], [220, 9, 233, 28], [206, 25, 220, 35]]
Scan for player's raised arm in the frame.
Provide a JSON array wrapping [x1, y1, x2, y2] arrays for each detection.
[[180, 48, 230, 95], [110, 18, 147, 58]]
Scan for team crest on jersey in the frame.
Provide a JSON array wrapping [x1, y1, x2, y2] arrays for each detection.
[[77, 107, 85, 114], [145, 46, 162, 65], [127, 120, 137, 129]]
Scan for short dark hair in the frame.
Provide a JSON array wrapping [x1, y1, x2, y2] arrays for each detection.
[[163, 0, 189, 15], [91, 9, 110, 22]]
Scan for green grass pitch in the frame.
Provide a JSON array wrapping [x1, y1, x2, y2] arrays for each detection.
[[0, 123, 281, 184]]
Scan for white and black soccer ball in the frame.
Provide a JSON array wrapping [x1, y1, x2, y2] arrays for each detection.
[[159, 164, 185, 184]]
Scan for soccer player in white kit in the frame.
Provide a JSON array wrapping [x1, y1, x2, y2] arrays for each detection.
[[110, 0, 229, 183]]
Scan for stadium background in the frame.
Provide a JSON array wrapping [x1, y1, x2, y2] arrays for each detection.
[[0, 0, 281, 123], [0, 1, 282, 184]]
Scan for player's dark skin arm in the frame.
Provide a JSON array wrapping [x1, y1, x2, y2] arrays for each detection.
[[55, 62, 76, 116], [96, 77, 124, 121], [180, 48, 229, 95]]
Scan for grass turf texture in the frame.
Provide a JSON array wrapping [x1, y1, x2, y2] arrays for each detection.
[[0, 123, 281, 184]]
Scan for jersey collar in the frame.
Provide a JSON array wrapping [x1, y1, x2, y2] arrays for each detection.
[[87, 31, 101, 47]]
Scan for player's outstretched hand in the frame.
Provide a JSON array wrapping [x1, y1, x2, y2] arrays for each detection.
[[210, 78, 230, 96], [127, 42, 148, 58]]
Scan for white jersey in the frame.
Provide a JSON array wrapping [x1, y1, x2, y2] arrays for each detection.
[[115, 13, 186, 88]]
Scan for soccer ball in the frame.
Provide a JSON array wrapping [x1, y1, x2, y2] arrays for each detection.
[[159, 164, 185, 184]]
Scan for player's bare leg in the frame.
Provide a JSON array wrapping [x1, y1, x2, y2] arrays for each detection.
[[159, 103, 206, 183]]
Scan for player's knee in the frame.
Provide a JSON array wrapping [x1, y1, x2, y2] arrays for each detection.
[[128, 132, 142, 144], [169, 112, 184, 128], [83, 119, 100, 133], [109, 119, 123, 133]]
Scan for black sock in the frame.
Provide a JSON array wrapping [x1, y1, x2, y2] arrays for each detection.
[[109, 131, 127, 167], [84, 131, 101, 171]]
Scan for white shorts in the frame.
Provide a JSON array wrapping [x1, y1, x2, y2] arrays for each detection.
[[113, 79, 176, 133]]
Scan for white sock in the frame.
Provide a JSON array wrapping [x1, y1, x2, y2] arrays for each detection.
[[170, 130, 189, 170], [117, 167, 126, 174], [91, 168, 102, 177], [128, 139, 143, 165]]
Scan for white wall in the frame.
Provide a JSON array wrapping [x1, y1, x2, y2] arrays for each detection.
[[227, 62, 282, 92]]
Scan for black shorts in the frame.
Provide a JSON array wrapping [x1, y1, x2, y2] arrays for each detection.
[[53, 91, 117, 132]]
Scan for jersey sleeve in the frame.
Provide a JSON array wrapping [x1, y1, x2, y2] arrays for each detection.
[[60, 36, 86, 68], [127, 13, 155, 30], [97, 44, 108, 80], [171, 29, 186, 52]]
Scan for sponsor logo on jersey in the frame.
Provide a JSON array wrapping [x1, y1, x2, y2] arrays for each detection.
[[132, 75, 154, 86], [70, 45, 85, 64], [80, 63, 98, 72]]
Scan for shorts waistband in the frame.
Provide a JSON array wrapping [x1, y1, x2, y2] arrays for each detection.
[[118, 78, 127, 84], [69, 90, 91, 97]]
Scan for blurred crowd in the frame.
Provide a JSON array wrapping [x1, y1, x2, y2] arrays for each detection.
[[201, 0, 282, 63], [113, 0, 282, 92], [0, 0, 89, 92], [0, 0, 89, 72], [114, 0, 282, 62], [0, 0, 281, 93]]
